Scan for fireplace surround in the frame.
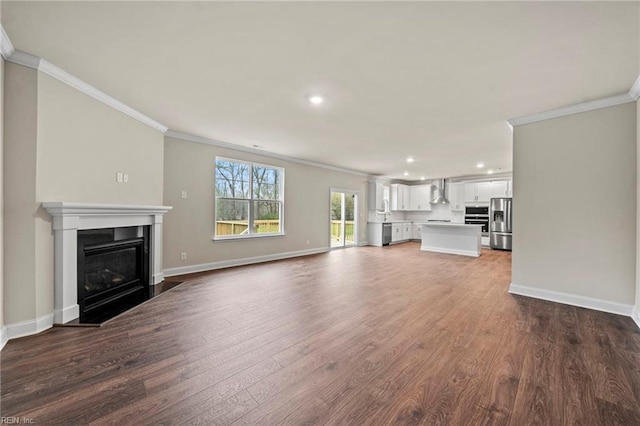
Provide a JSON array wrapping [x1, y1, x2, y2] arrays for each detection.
[[42, 202, 172, 324]]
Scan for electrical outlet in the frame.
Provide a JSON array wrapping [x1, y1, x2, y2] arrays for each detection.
[[123, 174, 129, 183], [181, 190, 188, 199], [181, 252, 187, 260], [116, 172, 123, 183]]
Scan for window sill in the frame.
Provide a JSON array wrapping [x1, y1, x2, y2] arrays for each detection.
[[213, 232, 286, 242]]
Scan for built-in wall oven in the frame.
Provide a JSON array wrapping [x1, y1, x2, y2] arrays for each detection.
[[465, 206, 489, 236]]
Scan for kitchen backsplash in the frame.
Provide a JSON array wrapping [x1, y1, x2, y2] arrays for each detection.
[[368, 203, 464, 223], [405, 204, 465, 223], [368, 210, 406, 222]]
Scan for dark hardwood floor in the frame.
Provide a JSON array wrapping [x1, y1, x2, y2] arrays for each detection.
[[2, 243, 640, 425]]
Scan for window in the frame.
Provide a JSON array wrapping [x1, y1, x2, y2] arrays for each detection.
[[214, 157, 284, 239]]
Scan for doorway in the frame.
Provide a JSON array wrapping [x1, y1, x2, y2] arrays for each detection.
[[330, 190, 358, 248]]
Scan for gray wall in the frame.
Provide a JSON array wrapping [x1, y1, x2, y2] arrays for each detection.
[[163, 136, 368, 271], [513, 102, 637, 305], [4, 63, 38, 323], [637, 97, 640, 315], [3, 64, 164, 325]]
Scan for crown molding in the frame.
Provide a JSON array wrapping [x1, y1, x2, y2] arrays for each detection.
[[5, 50, 168, 133], [0, 24, 14, 59], [5, 49, 40, 69], [629, 75, 640, 101], [165, 129, 372, 178], [508, 93, 635, 127], [38, 58, 168, 132]]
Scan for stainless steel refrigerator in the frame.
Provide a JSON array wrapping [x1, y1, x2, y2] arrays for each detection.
[[490, 197, 512, 251]]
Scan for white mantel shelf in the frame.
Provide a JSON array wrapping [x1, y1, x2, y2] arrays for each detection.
[[42, 202, 172, 216], [42, 202, 172, 324]]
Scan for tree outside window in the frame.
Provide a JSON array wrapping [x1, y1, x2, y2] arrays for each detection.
[[215, 158, 284, 238]]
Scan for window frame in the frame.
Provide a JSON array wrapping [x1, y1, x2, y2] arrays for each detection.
[[213, 156, 285, 241]]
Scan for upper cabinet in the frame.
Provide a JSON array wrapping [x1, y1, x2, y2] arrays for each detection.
[[464, 180, 512, 204], [409, 185, 432, 211], [490, 180, 509, 198], [391, 184, 432, 211], [390, 184, 410, 211], [464, 182, 491, 203], [448, 183, 465, 211], [368, 181, 390, 211]]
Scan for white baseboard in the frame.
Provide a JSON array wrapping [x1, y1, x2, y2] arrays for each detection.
[[357, 241, 369, 247], [53, 304, 79, 324], [0, 326, 7, 351], [632, 306, 640, 330], [5, 313, 54, 340], [509, 283, 634, 317], [164, 247, 330, 277], [153, 272, 165, 285]]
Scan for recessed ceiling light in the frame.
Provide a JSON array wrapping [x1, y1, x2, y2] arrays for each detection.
[[487, 170, 494, 175], [308, 95, 324, 105], [403, 171, 409, 176], [406, 157, 415, 163], [420, 176, 426, 180], [476, 162, 485, 168]]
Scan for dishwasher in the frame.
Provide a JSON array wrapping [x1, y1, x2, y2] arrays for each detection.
[[382, 222, 392, 246]]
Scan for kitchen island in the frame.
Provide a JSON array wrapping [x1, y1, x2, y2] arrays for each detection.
[[420, 223, 482, 257]]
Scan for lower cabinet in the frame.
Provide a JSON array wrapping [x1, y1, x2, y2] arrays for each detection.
[[412, 224, 422, 240], [391, 224, 403, 243], [402, 223, 412, 240]]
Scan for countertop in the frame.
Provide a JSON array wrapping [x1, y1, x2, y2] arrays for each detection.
[[367, 220, 412, 224]]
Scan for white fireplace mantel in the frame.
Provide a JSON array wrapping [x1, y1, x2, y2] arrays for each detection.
[[42, 202, 172, 324]]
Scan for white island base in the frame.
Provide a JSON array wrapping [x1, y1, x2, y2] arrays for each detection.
[[420, 223, 482, 257]]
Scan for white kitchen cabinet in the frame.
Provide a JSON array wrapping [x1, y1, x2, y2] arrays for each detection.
[[368, 181, 389, 211], [464, 181, 493, 203], [391, 223, 403, 242], [409, 185, 432, 211], [390, 184, 410, 211], [402, 223, 412, 240], [412, 224, 422, 240], [490, 180, 509, 198], [367, 223, 383, 247], [448, 183, 465, 211], [477, 182, 492, 202]]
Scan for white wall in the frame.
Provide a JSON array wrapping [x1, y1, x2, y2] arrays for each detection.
[[3, 64, 164, 327], [163, 136, 368, 272], [512, 102, 637, 306]]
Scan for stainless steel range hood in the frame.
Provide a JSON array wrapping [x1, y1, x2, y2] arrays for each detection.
[[431, 178, 449, 204]]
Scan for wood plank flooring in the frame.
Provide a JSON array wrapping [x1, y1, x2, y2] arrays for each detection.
[[2, 243, 640, 425]]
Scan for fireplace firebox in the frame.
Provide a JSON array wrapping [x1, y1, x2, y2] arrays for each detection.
[[77, 226, 150, 323]]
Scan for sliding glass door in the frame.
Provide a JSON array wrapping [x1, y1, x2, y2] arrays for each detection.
[[330, 190, 357, 248]]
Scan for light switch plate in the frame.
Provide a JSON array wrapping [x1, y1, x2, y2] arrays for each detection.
[[123, 174, 129, 183], [116, 172, 123, 183]]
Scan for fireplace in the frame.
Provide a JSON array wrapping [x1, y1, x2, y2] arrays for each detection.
[[42, 202, 172, 324], [78, 227, 150, 323]]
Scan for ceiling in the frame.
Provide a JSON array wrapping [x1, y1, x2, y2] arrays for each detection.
[[2, 1, 639, 180]]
